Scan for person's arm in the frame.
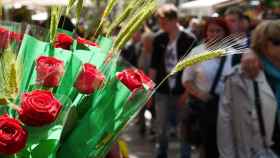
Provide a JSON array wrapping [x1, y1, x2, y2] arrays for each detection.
[[217, 77, 236, 158], [183, 81, 211, 102]]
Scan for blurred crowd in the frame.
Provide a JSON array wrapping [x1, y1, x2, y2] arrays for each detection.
[[116, 3, 280, 158]]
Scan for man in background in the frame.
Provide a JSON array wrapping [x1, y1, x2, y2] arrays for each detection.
[[149, 4, 196, 158]]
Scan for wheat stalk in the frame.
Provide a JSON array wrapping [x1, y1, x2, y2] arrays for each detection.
[[170, 49, 225, 75], [113, 0, 156, 51], [50, 6, 63, 44], [170, 34, 248, 75], [66, 0, 77, 16], [76, 0, 84, 23], [115, 4, 156, 51], [7, 63, 17, 98], [106, 0, 146, 36], [94, 0, 118, 38]]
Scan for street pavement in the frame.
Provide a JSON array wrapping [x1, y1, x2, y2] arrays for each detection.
[[121, 121, 199, 158]]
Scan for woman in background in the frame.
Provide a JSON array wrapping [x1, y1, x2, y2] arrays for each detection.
[[182, 17, 231, 158], [218, 20, 280, 158]]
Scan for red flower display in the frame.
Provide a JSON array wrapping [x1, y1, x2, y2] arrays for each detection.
[[18, 90, 62, 126], [0, 114, 27, 155], [36, 56, 64, 87], [54, 33, 73, 50], [77, 37, 98, 47], [116, 68, 155, 91], [74, 63, 105, 94]]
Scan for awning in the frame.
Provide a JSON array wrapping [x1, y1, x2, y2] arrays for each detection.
[[179, 0, 242, 17]]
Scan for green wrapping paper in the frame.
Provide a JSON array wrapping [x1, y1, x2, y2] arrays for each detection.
[[96, 36, 113, 55], [17, 35, 50, 94], [58, 59, 153, 158], [0, 95, 73, 158]]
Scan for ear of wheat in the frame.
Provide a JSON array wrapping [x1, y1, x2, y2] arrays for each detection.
[[170, 33, 249, 75]]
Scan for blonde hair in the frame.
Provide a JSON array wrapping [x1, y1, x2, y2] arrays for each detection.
[[251, 20, 280, 54], [142, 31, 154, 42]]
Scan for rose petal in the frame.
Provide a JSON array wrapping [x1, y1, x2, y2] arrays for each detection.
[[0, 114, 27, 155], [54, 33, 73, 50], [117, 68, 155, 91], [18, 90, 62, 126], [36, 56, 64, 87], [74, 63, 105, 94], [77, 37, 98, 47]]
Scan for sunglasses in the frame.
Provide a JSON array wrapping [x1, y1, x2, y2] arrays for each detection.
[[269, 38, 280, 46]]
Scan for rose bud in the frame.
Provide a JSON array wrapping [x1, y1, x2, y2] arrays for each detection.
[[74, 63, 105, 94], [77, 37, 98, 47], [0, 114, 27, 155], [10, 32, 23, 42], [36, 56, 64, 87], [0, 27, 11, 49], [116, 68, 155, 92], [18, 90, 62, 126], [54, 33, 73, 50]]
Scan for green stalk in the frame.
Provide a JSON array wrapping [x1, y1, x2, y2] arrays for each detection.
[[66, 0, 77, 16], [106, 0, 146, 36], [94, 0, 118, 38], [113, 1, 156, 50], [50, 6, 63, 44], [76, 0, 84, 23], [115, 3, 156, 51]]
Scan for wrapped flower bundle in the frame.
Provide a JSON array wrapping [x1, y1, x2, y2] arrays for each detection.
[[0, 0, 157, 158]]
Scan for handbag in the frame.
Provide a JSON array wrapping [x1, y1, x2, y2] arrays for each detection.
[[253, 81, 279, 158]]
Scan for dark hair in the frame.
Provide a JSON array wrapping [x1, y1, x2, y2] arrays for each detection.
[[204, 17, 230, 38], [225, 7, 243, 19], [156, 4, 178, 20], [58, 16, 75, 32]]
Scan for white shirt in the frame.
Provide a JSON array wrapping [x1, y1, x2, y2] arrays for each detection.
[[182, 44, 234, 95], [165, 32, 181, 90]]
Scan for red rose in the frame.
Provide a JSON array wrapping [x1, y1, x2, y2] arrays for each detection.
[[77, 37, 98, 47], [54, 33, 73, 50], [0, 27, 11, 49], [0, 28, 23, 50], [18, 90, 62, 126], [116, 68, 155, 91], [74, 63, 105, 94], [10, 32, 23, 42], [36, 56, 64, 87], [0, 114, 27, 155]]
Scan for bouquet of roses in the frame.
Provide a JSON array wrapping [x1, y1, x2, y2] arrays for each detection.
[[0, 0, 157, 157]]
